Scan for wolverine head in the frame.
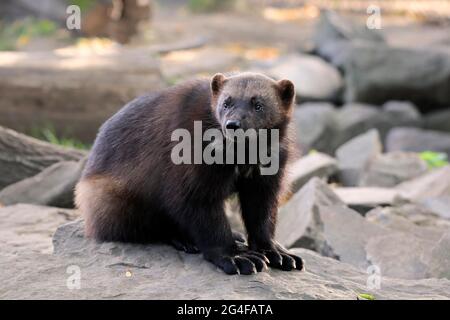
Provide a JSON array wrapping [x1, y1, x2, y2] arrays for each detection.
[[210, 72, 295, 140]]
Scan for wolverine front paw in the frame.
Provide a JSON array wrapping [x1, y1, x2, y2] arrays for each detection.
[[204, 247, 269, 275], [252, 241, 304, 272]]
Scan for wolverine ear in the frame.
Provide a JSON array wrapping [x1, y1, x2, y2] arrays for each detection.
[[277, 79, 295, 108], [211, 73, 227, 95]]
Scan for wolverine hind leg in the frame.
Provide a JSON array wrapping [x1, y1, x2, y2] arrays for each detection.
[[75, 175, 158, 243]]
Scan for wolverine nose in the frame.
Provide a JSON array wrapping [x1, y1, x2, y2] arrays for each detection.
[[225, 120, 241, 130]]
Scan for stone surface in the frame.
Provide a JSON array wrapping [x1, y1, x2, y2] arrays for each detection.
[[343, 46, 450, 112], [386, 127, 450, 156], [0, 126, 86, 189], [0, 158, 85, 208], [396, 166, 450, 202], [333, 187, 403, 208], [293, 102, 336, 153], [360, 152, 429, 188], [288, 152, 338, 193], [420, 197, 450, 220], [424, 110, 450, 133], [336, 129, 382, 186], [1, 204, 450, 299], [332, 103, 421, 151], [0, 204, 78, 255], [275, 178, 388, 268], [365, 205, 450, 280], [268, 54, 343, 102]]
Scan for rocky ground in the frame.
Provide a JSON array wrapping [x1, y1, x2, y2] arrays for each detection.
[[1, 4, 450, 299]]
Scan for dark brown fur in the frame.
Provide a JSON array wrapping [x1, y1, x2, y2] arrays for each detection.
[[76, 72, 303, 275]]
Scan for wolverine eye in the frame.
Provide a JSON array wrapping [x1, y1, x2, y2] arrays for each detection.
[[254, 103, 263, 112], [223, 97, 232, 109]]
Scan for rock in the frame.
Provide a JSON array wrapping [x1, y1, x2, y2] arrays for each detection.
[[0, 158, 86, 208], [293, 102, 336, 153], [334, 187, 404, 210], [293, 102, 421, 155], [267, 54, 343, 102], [424, 110, 450, 133], [0, 204, 77, 255], [336, 129, 382, 186], [288, 152, 338, 193], [420, 197, 450, 220], [275, 178, 388, 268], [332, 104, 379, 151], [365, 205, 450, 280], [332, 103, 421, 151], [427, 233, 450, 279], [366, 204, 450, 242], [1, 205, 450, 299], [313, 10, 384, 67], [0, 48, 162, 143], [360, 152, 429, 188], [386, 127, 450, 156], [396, 166, 450, 202], [0, 126, 86, 189], [381, 101, 422, 127], [343, 46, 450, 112], [365, 234, 436, 280]]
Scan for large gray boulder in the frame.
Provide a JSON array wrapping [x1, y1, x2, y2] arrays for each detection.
[[288, 152, 337, 193], [293, 102, 336, 153], [313, 10, 384, 67], [275, 178, 388, 268], [0, 158, 86, 208], [0, 49, 162, 143], [343, 46, 450, 112], [386, 127, 450, 157], [268, 54, 343, 102], [360, 152, 429, 188], [396, 166, 450, 202], [0, 126, 86, 189], [293, 101, 421, 154], [336, 129, 382, 186], [365, 205, 450, 280]]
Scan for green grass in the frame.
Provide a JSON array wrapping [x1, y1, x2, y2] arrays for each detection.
[[31, 126, 89, 150], [0, 18, 58, 51], [188, 0, 235, 12], [419, 151, 449, 169], [357, 293, 375, 300]]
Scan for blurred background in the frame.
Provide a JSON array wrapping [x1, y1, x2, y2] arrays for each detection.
[[1, 0, 449, 147]]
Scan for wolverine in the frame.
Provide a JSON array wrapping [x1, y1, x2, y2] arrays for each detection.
[[75, 72, 303, 275]]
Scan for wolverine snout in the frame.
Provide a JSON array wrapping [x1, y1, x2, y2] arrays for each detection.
[[225, 119, 241, 130]]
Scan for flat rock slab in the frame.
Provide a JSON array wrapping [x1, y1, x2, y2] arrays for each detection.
[[0, 204, 78, 255], [396, 166, 450, 202], [334, 187, 404, 207], [0, 206, 449, 299], [288, 152, 337, 193], [0, 158, 86, 208]]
